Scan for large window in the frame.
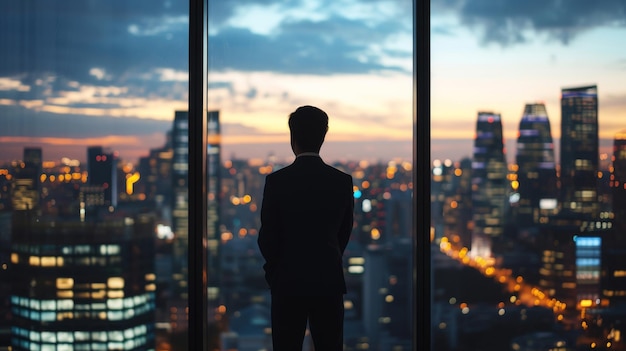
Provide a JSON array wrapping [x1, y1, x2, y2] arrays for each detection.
[[1, 1, 190, 350], [202, 0, 415, 349], [431, 2, 626, 350], [2, 0, 420, 350]]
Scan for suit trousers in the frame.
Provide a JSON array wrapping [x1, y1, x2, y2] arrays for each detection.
[[271, 294, 344, 351]]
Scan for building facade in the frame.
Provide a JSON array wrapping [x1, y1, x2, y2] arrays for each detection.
[[10, 211, 156, 350], [471, 112, 508, 257], [560, 85, 599, 219], [514, 103, 558, 228]]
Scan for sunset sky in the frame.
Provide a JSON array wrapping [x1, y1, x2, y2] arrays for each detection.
[[1, 0, 625, 164]]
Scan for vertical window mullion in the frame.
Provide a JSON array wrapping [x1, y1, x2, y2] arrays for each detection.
[[414, 0, 431, 350], [188, 0, 208, 349]]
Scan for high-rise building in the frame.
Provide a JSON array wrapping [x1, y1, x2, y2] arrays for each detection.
[[514, 103, 558, 228], [471, 112, 507, 257], [11, 148, 42, 211], [603, 131, 626, 305], [611, 130, 626, 235], [171, 111, 189, 304], [560, 85, 599, 219], [10, 211, 156, 350], [137, 131, 174, 216], [442, 158, 472, 249], [207, 110, 222, 305], [87, 146, 118, 208]]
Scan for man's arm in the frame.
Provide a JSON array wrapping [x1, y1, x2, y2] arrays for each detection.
[[257, 175, 279, 283], [338, 175, 354, 254]]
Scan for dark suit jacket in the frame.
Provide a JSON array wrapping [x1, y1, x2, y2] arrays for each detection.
[[258, 155, 354, 296]]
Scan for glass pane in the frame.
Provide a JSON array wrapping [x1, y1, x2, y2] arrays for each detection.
[[207, 0, 414, 349], [431, 2, 626, 350], [0, 1, 189, 350]]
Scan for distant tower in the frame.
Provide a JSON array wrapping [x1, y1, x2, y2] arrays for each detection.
[[471, 112, 507, 257], [137, 129, 174, 207], [171, 111, 189, 302], [612, 130, 626, 235], [560, 85, 599, 219], [602, 130, 626, 305], [207, 110, 222, 304], [514, 103, 558, 228], [87, 146, 118, 207], [11, 147, 42, 210]]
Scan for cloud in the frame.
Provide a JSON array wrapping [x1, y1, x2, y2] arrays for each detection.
[[433, 0, 626, 46], [208, 22, 408, 75], [0, 2, 188, 83], [616, 59, 626, 70], [0, 0, 411, 124], [208, 0, 412, 75], [0, 105, 172, 138], [0, 0, 415, 163]]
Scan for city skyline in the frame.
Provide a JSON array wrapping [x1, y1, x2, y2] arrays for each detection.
[[2, 1, 626, 164], [2, 92, 626, 350]]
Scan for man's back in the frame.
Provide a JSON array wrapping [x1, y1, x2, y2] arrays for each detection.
[[258, 105, 352, 351], [258, 155, 353, 296]]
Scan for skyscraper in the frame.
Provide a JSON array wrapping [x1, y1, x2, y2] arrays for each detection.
[[471, 112, 507, 257], [137, 131, 173, 207], [612, 130, 626, 235], [171, 111, 189, 303], [603, 130, 626, 306], [11, 148, 42, 211], [87, 146, 118, 208], [514, 103, 558, 228], [442, 158, 472, 249], [207, 111, 221, 304], [560, 85, 599, 219]]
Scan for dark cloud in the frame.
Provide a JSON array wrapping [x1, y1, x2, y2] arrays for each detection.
[[208, 0, 295, 28], [433, 0, 626, 46], [208, 18, 408, 75], [0, 0, 412, 160], [0, 104, 274, 141], [0, 105, 172, 138], [0, 1, 188, 82], [1, 0, 410, 111]]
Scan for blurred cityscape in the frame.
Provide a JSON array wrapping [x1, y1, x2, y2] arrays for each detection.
[[1, 84, 626, 351], [0, 110, 413, 351]]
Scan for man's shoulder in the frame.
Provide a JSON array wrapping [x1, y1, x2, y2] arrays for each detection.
[[267, 159, 351, 181], [323, 163, 352, 180], [265, 164, 295, 183]]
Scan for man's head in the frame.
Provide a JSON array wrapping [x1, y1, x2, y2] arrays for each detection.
[[288, 105, 329, 154]]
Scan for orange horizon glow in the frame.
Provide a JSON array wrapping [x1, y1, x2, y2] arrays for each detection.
[[0, 135, 148, 146]]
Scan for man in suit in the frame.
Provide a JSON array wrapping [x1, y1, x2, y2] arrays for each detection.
[[258, 105, 354, 350]]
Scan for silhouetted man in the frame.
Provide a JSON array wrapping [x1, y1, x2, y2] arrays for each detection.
[[258, 105, 354, 350]]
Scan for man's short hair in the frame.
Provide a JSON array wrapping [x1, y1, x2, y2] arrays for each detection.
[[288, 105, 329, 152]]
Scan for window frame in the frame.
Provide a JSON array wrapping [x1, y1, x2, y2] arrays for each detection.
[[188, 0, 208, 349], [414, 0, 432, 350]]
